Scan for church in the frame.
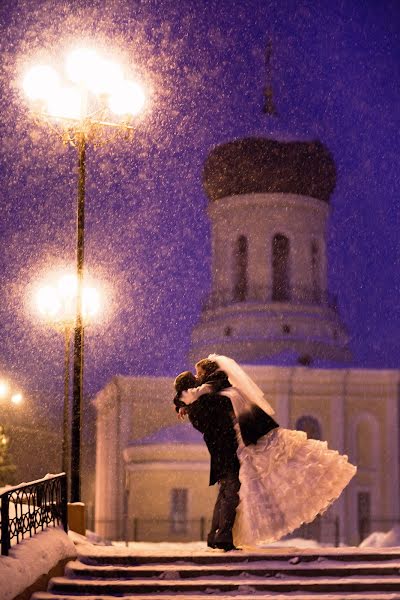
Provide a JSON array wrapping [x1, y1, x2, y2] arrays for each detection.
[[94, 132, 400, 547]]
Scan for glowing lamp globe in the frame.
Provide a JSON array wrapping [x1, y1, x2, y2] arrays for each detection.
[[23, 65, 60, 101], [109, 80, 145, 116], [65, 48, 100, 84], [36, 285, 62, 319], [47, 87, 82, 120], [87, 59, 124, 95], [57, 274, 78, 298], [82, 287, 100, 320]]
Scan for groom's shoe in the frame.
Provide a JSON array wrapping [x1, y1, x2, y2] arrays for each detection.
[[214, 542, 240, 552], [207, 541, 217, 549]]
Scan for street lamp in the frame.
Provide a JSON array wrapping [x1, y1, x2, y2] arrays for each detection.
[[22, 47, 145, 502], [35, 273, 101, 488]]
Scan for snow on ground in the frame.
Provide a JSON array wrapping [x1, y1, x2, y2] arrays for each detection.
[[71, 532, 400, 560], [360, 525, 400, 548], [0, 526, 76, 600]]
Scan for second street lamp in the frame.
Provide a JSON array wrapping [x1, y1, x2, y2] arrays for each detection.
[[36, 279, 74, 482], [23, 46, 146, 502], [36, 274, 101, 492]]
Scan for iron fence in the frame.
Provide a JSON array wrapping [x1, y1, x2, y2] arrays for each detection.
[[359, 518, 400, 545], [94, 517, 211, 545], [286, 515, 341, 547], [0, 473, 67, 555], [93, 514, 342, 546]]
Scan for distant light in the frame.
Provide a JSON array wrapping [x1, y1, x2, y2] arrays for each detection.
[[11, 393, 23, 406], [47, 87, 82, 120], [109, 80, 145, 116], [0, 380, 9, 399], [65, 48, 100, 84], [23, 65, 60, 101]]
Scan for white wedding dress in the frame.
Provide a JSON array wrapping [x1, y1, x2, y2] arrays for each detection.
[[232, 425, 357, 547], [198, 355, 357, 547]]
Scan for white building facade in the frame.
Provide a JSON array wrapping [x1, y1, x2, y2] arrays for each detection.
[[94, 368, 400, 546]]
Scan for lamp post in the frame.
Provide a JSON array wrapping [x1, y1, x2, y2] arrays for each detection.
[[23, 48, 146, 502], [36, 274, 101, 489]]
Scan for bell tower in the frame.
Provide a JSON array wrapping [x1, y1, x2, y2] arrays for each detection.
[[189, 137, 351, 366]]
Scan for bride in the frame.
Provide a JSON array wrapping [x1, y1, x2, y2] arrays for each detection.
[[182, 354, 357, 547]]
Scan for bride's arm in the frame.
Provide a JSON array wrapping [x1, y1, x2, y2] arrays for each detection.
[[181, 383, 212, 404]]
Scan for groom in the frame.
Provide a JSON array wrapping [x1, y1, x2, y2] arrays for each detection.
[[174, 359, 240, 551]]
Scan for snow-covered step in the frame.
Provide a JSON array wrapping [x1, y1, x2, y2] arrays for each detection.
[[79, 548, 400, 566], [31, 593, 400, 600], [65, 557, 400, 579], [47, 575, 400, 594]]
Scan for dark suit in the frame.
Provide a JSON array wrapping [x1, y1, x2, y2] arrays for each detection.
[[198, 370, 280, 447], [174, 376, 239, 485], [173, 374, 240, 546]]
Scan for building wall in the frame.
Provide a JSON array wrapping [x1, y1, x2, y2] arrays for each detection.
[[124, 444, 217, 542]]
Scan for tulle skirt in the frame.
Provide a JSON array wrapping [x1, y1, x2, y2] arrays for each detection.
[[233, 427, 357, 547]]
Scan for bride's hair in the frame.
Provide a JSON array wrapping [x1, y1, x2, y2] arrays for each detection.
[[174, 371, 197, 395], [195, 358, 219, 377]]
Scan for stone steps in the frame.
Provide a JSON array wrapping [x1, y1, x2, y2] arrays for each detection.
[[79, 549, 400, 565], [44, 574, 400, 595], [31, 548, 400, 600], [31, 594, 400, 600], [65, 558, 400, 578]]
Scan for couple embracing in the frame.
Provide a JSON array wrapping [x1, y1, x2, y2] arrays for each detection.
[[173, 355, 356, 551]]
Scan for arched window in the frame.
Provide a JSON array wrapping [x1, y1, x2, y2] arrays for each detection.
[[272, 234, 290, 301], [296, 415, 322, 440], [233, 235, 248, 302], [311, 240, 321, 302]]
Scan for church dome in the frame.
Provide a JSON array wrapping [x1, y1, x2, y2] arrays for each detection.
[[203, 137, 336, 203]]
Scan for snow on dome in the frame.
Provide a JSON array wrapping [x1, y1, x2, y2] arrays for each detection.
[[203, 136, 336, 204], [128, 422, 203, 446]]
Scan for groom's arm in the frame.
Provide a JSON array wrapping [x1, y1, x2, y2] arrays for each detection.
[[173, 393, 187, 413], [181, 384, 212, 404], [203, 370, 231, 393]]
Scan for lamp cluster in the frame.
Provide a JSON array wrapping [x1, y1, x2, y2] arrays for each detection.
[[23, 48, 146, 122], [36, 273, 101, 327]]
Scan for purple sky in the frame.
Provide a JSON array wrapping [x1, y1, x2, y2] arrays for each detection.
[[0, 0, 399, 413]]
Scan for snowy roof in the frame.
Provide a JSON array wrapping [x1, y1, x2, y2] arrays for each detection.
[[128, 423, 203, 446]]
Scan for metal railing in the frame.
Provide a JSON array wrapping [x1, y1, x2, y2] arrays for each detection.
[[359, 518, 400, 545], [203, 285, 338, 312], [286, 515, 341, 547], [94, 517, 211, 545], [0, 473, 68, 555], [94, 515, 342, 546]]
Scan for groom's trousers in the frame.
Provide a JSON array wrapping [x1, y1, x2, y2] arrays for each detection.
[[208, 471, 241, 546]]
